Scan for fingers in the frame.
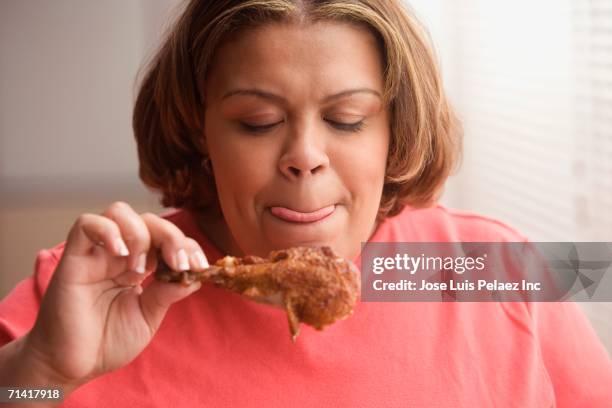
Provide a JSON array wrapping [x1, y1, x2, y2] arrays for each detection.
[[102, 202, 151, 274], [64, 213, 130, 258], [64, 202, 210, 287], [136, 223, 209, 333], [184, 237, 210, 270], [140, 213, 210, 273]]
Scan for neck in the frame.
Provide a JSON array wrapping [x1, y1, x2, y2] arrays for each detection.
[[193, 210, 244, 257]]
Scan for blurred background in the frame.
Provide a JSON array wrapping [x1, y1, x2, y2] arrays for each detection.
[[1, 0, 610, 352]]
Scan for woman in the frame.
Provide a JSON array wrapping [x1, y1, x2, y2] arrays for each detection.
[[0, 0, 610, 406]]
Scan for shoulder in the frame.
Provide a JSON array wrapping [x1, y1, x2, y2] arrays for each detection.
[[434, 204, 529, 242], [381, 204, 529, 242], [0, 241, 66, 344], [157, 207, 191, 227]]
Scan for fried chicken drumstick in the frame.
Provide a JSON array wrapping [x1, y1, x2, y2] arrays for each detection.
[[154, 246, 360, 341]]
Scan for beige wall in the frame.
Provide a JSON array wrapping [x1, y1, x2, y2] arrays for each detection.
[[0, 0, 178, 297]]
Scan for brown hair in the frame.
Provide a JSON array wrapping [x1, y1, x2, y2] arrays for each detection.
[[133, 0, 462, 220]]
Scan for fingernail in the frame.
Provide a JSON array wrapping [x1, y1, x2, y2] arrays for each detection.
[[194, 251, 209, 269], [134, 253, 147, 274], [114, 237, 129, 257], [176, 249, 190, 271]]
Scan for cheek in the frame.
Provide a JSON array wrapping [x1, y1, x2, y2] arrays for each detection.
[[213, 144, 267, 188], [363, 119, 391, 185], [335, 133, 389, 197], [206, 122, 277, 206], [360, 141, 388, 183]]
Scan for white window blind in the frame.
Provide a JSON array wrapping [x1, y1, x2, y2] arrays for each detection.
[[572, 0, 612, 240], [429, 0, 612, 242]]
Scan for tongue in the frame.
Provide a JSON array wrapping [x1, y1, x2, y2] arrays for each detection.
[[270, 205, 335, 223]]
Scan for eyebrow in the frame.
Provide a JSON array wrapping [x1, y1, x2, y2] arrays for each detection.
[[221, 88, 382, 104]]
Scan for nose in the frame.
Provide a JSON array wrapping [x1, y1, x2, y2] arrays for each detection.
[[278, 123, 330, 180]]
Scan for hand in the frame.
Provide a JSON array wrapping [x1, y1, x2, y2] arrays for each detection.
[[24, 201, 208, 388]]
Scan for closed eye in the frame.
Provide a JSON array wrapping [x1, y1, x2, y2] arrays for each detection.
[[239, 119, 365, 133], [325, 119, 365, 132], [239, 121, 283, 133]]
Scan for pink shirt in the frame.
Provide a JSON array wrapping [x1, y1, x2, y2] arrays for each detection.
[[1, 205, 611, 407]]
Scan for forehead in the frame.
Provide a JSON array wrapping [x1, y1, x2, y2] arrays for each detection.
[[205, 20, 385, 102]]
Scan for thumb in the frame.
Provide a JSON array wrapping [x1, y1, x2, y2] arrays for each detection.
[[138, 279, 201, 333]]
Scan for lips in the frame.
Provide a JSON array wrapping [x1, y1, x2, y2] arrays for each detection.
[[270, 205, 335, 223]]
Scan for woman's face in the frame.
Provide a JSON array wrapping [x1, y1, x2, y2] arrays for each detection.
[[203, 21, 390, 259]]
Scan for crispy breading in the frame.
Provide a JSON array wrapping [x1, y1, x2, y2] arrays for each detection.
[[155, 246, 360, 341]]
